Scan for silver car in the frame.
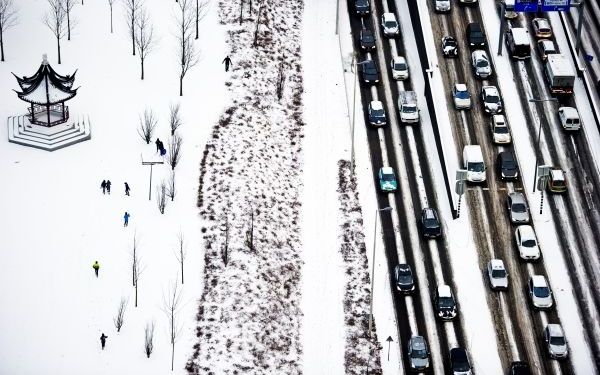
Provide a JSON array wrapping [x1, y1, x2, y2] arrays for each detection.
[[390, 56, 409, 80], [544, 324, 568, 359], [528, 275, 553, 309], [408, 335, 430, 371], [481, 85, 502, 114], [471, 50, 492, 79], [506, 192, 530, 224]]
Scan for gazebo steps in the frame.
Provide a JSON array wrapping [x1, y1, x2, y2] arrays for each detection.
[[7, 115, 92, 151]]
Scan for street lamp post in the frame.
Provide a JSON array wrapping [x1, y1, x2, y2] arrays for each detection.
[[368, 206, 393, 337], [528, 97, 559, 193], [351, 52, 358, 172]]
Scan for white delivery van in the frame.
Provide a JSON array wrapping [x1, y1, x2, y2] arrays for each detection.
[[463, 145, 486, 182], [558, 107, 581, 131]]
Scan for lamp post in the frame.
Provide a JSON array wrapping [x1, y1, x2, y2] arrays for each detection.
[[368, 206, 393, 337], [351, 52, 358, 172], [529, 97, 558, 193]]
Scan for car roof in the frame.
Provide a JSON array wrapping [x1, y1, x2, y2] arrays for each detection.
[[490, 259, 505, 269], [509, 192, 525, 203], [493, 114, 506, 123], [531, 274, 548, 287], [455, 83, 467, 91], [382, 12, 396, 21], [450, 347, 468, 360], [381, 166, 394, 174], [370, 100, 384, 110], [546, 324, 564, 336], [410, 335, 426, 348], [468, 22, 482, 31], [499, 151, 515, 161], [437, 285, 452, 297], [538, 39, 556, 50], [533, 18, 550, 27], [511, 28, 530, 43], [482, 85, 498, 94], [361, 28, 373, 35], [559, 106, 578, 117], [518, 225, 535, 238], [550, 169, 565, 180], [423, 207, 437, 218], [393, 56, 406, 63]]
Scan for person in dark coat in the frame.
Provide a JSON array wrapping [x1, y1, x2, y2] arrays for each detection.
[[92, 261, 100, 277], [100, 333, 108, 350], [222, 56, 232, 72], [155, 138, 162, 153], [124, 212, 130, 227], [101, 180, 107, 194], [124, 182, 130, 196], [106, 180, 112, 194]]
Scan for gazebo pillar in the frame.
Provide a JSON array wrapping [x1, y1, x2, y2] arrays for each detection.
[[47, 103, 51, 126]]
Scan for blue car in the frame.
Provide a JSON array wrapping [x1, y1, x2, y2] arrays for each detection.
[[378, 167, 398, 192]]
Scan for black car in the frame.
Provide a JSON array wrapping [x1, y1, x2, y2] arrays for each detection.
[[355, 0, 370, 14], [421, 208, 441, 238], [441, 36, 458, 57], [360, 60, 380, 84], [360, 28, 376, 50], [394, 264, 415, 293], [450, 348, 472, 374], [497, 151, 518, 181], [466, 22, 486, 49], [368, 100, 386, 126], [434, 285, 457, 320], [509, 361, 531, 375]]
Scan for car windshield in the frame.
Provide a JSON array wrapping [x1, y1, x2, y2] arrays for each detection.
[[363, 34, 374, 42], [453, 359, 470, 371], [365, 65, 377, 74], [492, 269, 506, 278], [413, 348, 427, 358], [534, 286, 550, 298], [512, 203, 526, 212], [550, 336, 565, 346], [552, 179, 565, 187], [468, 162, 485, 172], [446, 39, 456, 46], [371, 108, 384, 117], [476, 59, 488, 68], [394, 62, 407, 70], [486, 94, 499, 103], [503, 161, 516, 169], [495, 126, 508, 134], [397, 272, 412, 283], [424, 218, 439, 227], [472, 31, 484, 39], [522, 239, 536, 248], [403, 106, 417, 113], [455, 90, 469, 99], [438, 296, 454, 308], [382, 173, 395, 181], [385, 21, 397, 28]]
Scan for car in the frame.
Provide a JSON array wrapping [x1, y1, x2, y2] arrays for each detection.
[[442, 36, 458, 57], [368, 100, 386, 126], [544, 324, 568, 359], [532, 18, 552, 39], [407, 336, 430, 371], [433, 285, 457, 320], [434, 0, 451, 13], [381, 13, 400, 37], [515, 225, 540, 261], [421, 207, 442, 238], [394, 264, 415, 293], [509, 361, 531, 375], [452, 83, 471, 109], [506, 192, 530, 224], [390, 56, 409, 80], [481, 85, 502, 114], [360, 60, 380, 83], [528, 275, 553, 309], [487, 259, 508, 290], [378, 166, 397, 192], [359, 28, 376, 50], [497, 151, 518, 180], [558, 106, 581, 131], [466, 22, 486, 49], [450, 348, 473, 375], [537, 39, 557, 61], [471, 50, 492, 79], [547, 168, 567, 193], [490, 114, 511, 144], [354, 0, 370, 14]]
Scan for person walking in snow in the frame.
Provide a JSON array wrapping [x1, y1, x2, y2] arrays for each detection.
[[106, 180, 112, 194], [222, 55, 232, 72], [92, 261, 100, 277], [155, 138, 162, 153], [124, 182, 131, 196], [124, 212, 130, 227], [100, 333, 108, 350], [101, 180, 107, 194]]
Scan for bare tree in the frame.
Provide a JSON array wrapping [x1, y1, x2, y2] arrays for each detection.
[[63, 0, 76, 40], [144, 320, 155, 358], [0, 0, 18, 62], [43, 0, 67, 64], [107, 0, 115, 33], [238, 0, 243, 25], [194, 0, 207, 39], [156, 180, 167, 214], [162, 281, 183, 371], [113, 297, 128, 332], [123, 0, 141, 55], [166, 170, 176, 201], [168, 103, 182, 136], [173, 231, 187, 284], [131, 232, 145, 307], [175, 0, 198, 96], [252, 2, 264, 47], [137, 108, 157, 144], [276, 59, 285, 100], [167, 134, 182, 170], [134, 6, 155, 80]]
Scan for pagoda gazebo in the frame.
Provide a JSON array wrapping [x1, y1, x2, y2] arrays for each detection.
[[13, 54, 78, 127]]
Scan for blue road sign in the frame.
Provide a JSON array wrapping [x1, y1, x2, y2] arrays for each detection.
[[515, 0, 538, 12], [541, 0, 570, 12]]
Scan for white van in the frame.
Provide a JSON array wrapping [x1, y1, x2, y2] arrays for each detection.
[[558, 107, 581, 131], [463, 145, 486, 182]]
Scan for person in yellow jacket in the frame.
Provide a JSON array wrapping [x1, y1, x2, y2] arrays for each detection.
[[92, 261, 100, 277]]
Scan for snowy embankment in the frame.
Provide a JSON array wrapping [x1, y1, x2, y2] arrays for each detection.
[[185, 0, 305, 373]]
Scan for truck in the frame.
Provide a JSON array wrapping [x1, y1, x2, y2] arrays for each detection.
[[544, 54, 575, 95], [398, 91, 419, 124]]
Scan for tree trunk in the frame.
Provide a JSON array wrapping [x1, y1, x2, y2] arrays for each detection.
[[110, 8, 113, 33], [181, 263, 184, 284], [57, 37, 62, 64], [132, 29, 136, 55], [67, 12, 71, 40], [195, 0, 199, 39], [179, 76, 183, 96], [1, 31, 4, 62], [239, 0, 243, 25], [135, 283, 138, 307], [141, 58, 145, 80], [171, 312, 175, 370]]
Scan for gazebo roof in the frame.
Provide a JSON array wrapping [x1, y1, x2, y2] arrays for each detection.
[[13, 55, 78, 105]]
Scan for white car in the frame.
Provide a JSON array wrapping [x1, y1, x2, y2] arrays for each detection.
[[515, 225, 540, 261], [471, 50, 492, 79], [481, 86, 502, 114], [487, 259, 508, 290], [390, 56, 409, 80], [544, 324, 568, 359], [381, 13, 400, 37], [491, 115, 511, 144], [528, 275, 553, 309], [434, 0, 451, 12], [452, 83, 471, 110]]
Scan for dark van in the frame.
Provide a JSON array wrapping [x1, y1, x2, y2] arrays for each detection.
[[467, 22, 486, 49]]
